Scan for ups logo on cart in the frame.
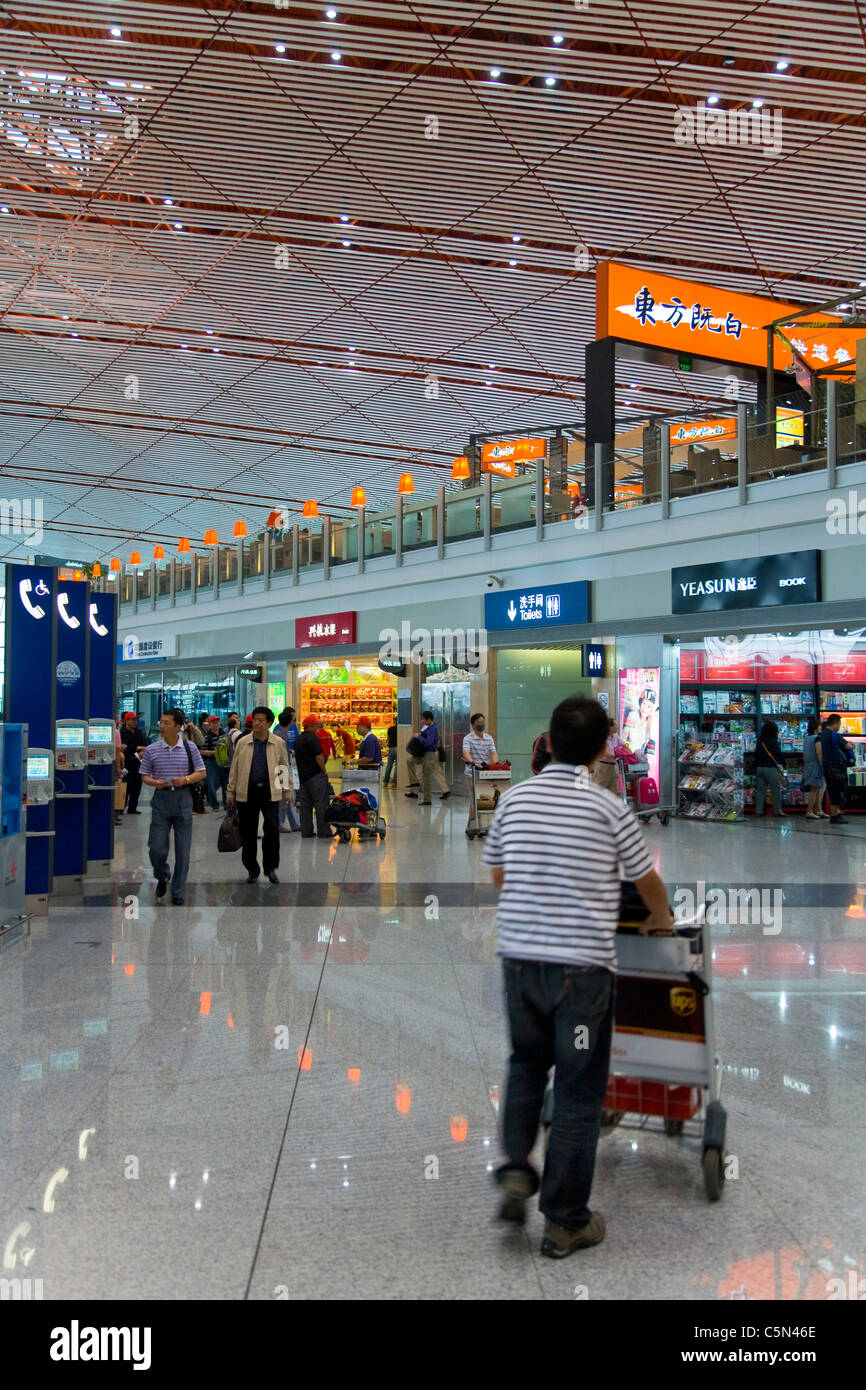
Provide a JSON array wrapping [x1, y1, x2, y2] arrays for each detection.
[[670, 986, 697, 1018]]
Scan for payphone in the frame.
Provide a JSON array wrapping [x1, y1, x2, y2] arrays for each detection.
[[87, 719, 116, 764], [55, 719, 87, 772], [26, 751, 55, 806], [0, 723, 28, 943]]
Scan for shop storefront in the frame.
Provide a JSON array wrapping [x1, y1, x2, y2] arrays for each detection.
[[295, 656, 398, 777], [669, 549, 866, 817], [116, 663, 247, 736]]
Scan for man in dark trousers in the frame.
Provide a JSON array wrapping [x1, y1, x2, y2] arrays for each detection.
[[296, 714, 334, 838], [226, 706, 290, 883], [120, 711, 148, 814]]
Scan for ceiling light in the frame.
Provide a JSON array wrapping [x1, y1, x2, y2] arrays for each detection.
[[552, 34, 564, 44], [752, 98, 763, 108], [348, 358, 355, 365], [544, 75, 557, 86], [275, 44, 286, 54], [0, 206, 8, 214], [163, 197, 173, 205], [707, 93, 719, 104], [339, 214, 349, 222], [109, 27, 122, 38], [509, 259, 517, 266], [206, 328, 213, 334], [326, 6, 338, 16], [61, 313, 69, 319], [775, 59, 789, 71], [348, 344, 356, 350], [71, 331, 78, 337], [489, 67, 501, 79], [212, 347, 219, 353], [330, 50, 341, 62], [173, 221, 183, 229], [488, 361, 496, 368], [180, 342, 188, 349], [512, 233, 521, 242], [342, 239, 351, 247]]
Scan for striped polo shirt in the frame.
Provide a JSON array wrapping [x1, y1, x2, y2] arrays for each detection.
[[139, 737, 205, 783], [462, 729, 497, 775], [483, 762, 653, 970]]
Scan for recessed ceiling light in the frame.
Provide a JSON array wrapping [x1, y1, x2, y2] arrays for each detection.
[[206, 328, 213, 334], [339, 214, 349, 222], [212, 347, 219, 353], [707, 94, 719, 105], [109, 27, 122, 38], [512, 233, 521, 242], [509, 259, 517, 266], [859, 280, 866, 287], [489, 67, 501, 79], [275, 44, 286, 54], [348, 344, 355, 351], [163, 197, 173, 206], [173, 221, 183, 229], [488, 361, 496, 368], [552, 34, 564, 45], [341, 239, 351, 247], [752, 98, 764, 108], [180, 342, 188, 349], [330, 50, 341, 62], [71, 332, 78, 337], [326, 7, 338, 17], [839, 303, 851, 310], [0, 206, 8, 214], [775, 59, 789, 71], [348, 358, 355, 366], [544, 75, 557, 86], [61, 313, 69, 319], [485, 380, 492, 386]]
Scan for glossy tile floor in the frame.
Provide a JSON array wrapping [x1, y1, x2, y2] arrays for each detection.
[[1, 791, 864, 1301]]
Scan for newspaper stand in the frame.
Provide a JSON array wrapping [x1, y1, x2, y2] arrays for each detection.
[[330, 766, 386, 843], [466, 766, 512, 839]]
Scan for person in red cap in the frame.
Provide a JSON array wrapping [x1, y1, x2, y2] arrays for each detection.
[[120, 711, 148, 815], [294, 715, 334, 838], [355, 717, 383, 770], [201, 714, 226, 810], [315, 718, 337, 763]]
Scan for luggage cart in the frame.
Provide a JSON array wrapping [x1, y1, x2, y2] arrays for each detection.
[[543, 903, 727, 1201], [466, 765, 511, 839], [617, 755, 674, 825], [330, 766, 387, 843]]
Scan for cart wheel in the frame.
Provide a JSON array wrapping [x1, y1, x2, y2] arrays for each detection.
[[377, 827, 386, 840], [664, 1118, 684, 1137], [702, 1147, 725, 1201], [659, 812, 670, 826], [338, 828, 352, 843], [466, 829, 476, 839]]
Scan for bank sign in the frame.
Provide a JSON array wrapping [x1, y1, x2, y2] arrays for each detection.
[[672, 551, 820, 614], [485, 581, 589, 630]]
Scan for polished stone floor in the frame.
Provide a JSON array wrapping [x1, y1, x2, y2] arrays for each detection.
[[1, 791, 864, 1301]]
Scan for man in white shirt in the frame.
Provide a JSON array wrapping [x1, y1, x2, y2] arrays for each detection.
[[462, 712, 497, 832], [483, 695, 672, 1259]]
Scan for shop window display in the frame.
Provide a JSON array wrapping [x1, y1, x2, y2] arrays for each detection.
[[297, 661, 397, 767]]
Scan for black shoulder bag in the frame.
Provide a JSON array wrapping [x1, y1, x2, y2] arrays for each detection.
[[183, 739, 206, 812]]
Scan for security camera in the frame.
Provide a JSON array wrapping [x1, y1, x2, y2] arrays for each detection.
[[486, 575, 505, 589]]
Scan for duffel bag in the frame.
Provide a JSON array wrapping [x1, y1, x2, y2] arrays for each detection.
[[218, 810, 243, 853], [326, 797, 362, 824]]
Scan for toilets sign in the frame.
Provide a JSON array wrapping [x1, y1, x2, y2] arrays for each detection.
[[485, 581, 589, 630]]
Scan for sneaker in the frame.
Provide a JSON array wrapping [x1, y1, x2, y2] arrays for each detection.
[[440, 791, 451, 800], [805, 812, 820, 820], [818, 811, 830, 818], [267, 871, 279, 884], [155, 878, 168, 899], [540, 1212, 606, 1258], [830, 815, 849, 825], [405, 791, 418, 799], [496, 1169, 538, 1225]]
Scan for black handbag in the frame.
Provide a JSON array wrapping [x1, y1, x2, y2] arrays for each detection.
[[218, 810, 242, 852], [407, 736, 425, 757], [183, 739, 207, 812]]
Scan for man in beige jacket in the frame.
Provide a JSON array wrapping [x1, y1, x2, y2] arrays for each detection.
[[226, 706, 290, 883]]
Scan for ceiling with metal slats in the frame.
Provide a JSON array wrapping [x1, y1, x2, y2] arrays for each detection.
[[1, 0, 864, 561]]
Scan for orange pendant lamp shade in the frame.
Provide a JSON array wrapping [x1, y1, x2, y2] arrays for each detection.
[[451, 455, 470, 480], [347, 1067, 361, 1084], [397, 472, 414, 495], [177, 537, 191, 554], [266, 508, 284, 527], [203, 529, 218, 545], [153, 545, 165, 560], [395, 1084, 412, 1114], [91, 562, 102, 578], [301, 499, 318, 518], [450, 1116, 469, 1143], [233, 520, 247, 538], [298, 1046, 313, 1071], [109, 557, 121, 572], [350, 486, 366, 507], [129, 550, 142, 565]]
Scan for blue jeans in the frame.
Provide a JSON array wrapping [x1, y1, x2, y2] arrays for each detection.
[[205, 757, 221, 809], [383, 748, 397, 785], [499, 959, 615, 1229], [148, 788, 193, 897]]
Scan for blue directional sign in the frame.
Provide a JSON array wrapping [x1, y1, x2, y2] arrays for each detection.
[[484, 580, 589, 631]]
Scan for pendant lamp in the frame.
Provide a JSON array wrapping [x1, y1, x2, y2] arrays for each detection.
[[266, 508, 284, 527], [233, 520, 247, 538], [350, 486, 366, 507], [91, 561, 102, 578], [129, 550, 142, 565], [302, 500, 318, 518], [451, 455, 470, 480], [109, 557, 121, 572], [397, 472, 414, 495], [153, 544, 165, 560], [177, 537, 191, 553], [203, 529, 218, 545]]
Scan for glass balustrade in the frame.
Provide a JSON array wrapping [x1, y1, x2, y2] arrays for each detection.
[[156, 567, 170, 597], [402, 499, 438, 552], [330, 517, 359, 566], [491, 476, 537, 533], [195, 553, 213, 590], [836, 390, 866, 468], [445, 485, 482, 542], [365, 510, 395, 559], [243, 537, 264, 580], [271, 532, 293, 575], [746, 402, 826, 484], [135, 569, 151, 603], [175, 561, 191, 593]]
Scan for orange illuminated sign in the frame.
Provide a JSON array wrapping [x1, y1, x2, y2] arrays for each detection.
[[481, 437, 546, 473], [669, 417, 737, 446], [597, 262, 799, 370]]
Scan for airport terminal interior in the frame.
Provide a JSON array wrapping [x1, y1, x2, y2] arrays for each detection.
[[0, 0, 865, 1308]]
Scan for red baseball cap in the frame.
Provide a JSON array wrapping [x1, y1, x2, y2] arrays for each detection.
[[357, 717, 371, 728], [302, 714, 319, 729]]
